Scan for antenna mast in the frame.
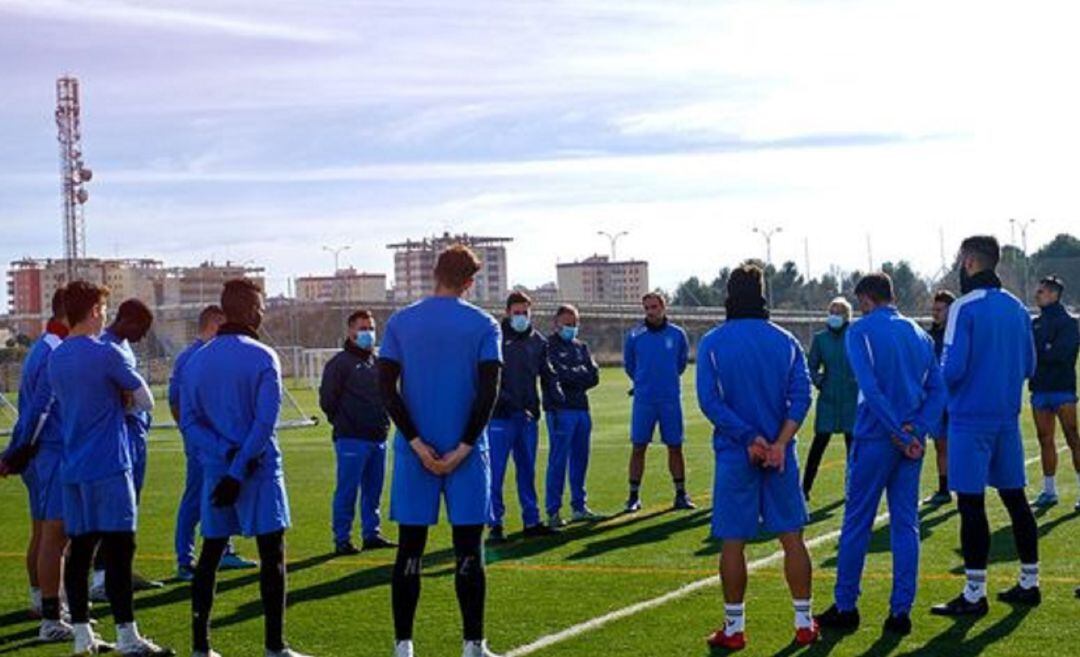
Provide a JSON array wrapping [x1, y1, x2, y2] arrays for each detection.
[[56, 76, 93, 280]]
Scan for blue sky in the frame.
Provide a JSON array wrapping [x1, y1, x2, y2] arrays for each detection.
[[2, 0, 1078, 304]]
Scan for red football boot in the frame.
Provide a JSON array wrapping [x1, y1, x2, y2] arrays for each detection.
[[706, 629, 747, 651], [795, 620, 821, 646]]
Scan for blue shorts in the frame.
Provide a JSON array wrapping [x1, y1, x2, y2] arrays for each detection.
[[631, 400, 684, 446], [948, 418, 1027, 494], [200, 464, 291, 539], [23, 445, 64, 522], [390, 436, 491, 526], [711, 445, 807, 540], [1031, 391, 1078, 412], [63, 471, 138, 536]]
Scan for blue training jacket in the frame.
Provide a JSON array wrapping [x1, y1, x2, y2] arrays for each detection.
[[493, 318, 564, 419], [180, 329, 284, 481], [845, 306, 947, 443], [624, 319, 689, 403], [4, 332, 63, 455], [546, 332, 600, 411], [942, 284, 1036, 420], [695, 318, 812, 451]]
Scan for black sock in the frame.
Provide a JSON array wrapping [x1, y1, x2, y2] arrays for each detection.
[[452, 525, 486, 642], [938, 475, 949, 494], [101, 532, 137, 625], [42, 597, 61, 622], [65, 533, 100, 624], [999, 488, 1039, 565], [256, 531, 287, 652], [392, 525, 428, 642], [673, 478, 686, 495], [192, 538, 229, 652], [957, 493, 990, 570], [628, 480, 641, 498]]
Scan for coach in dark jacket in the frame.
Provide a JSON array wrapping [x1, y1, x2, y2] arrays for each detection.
[[320, 309, 393, 553], [1029, 276, 1080, 509], [487, 291, 564, 542]]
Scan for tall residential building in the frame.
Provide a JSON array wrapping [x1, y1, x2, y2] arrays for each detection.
[[296, 268, 387, 303], [6, 259, 44, 315], [556, 255, 649, 304], [7, 257, 165, 316], [161, 261, 266, 306], [388, 232, 511, 303]]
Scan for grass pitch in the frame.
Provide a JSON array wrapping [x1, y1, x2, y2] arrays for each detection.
[[0, 367, 1078, 657]]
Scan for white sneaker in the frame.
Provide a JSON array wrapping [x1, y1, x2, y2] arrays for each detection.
[[394, 640, 414, 657], [89, 584, 108, 603], [73, 624, 115, 656], [265, 649, 312, 657], [117, 634, 175, 657], [571, 507, 603, 522], [38, 618, 74, 643], [547, 513, 566, 529], [462, 640, 500, 657], [191, 651, 222, 657]]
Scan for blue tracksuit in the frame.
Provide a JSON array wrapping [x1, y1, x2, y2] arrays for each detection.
[[102, 330, 151, 495], [942, 282, 1036, 493], [1029, 301, 1079, 410], [488, 319, 563, 528], [836, 306, 946, 615], [545, 332, 600, 516], [625, 319, 689, 446], [696, 318, 812, 540], [319, 341, 390, 543], [180, 328, 290, 538], [4, 332, 65, 521], [170, 338, 204, 567]]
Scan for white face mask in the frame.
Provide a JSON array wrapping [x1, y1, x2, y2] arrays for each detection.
[[826, 314, 845, 330]]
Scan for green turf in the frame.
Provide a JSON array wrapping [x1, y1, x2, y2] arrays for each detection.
[[0, 367, 1078, 657]]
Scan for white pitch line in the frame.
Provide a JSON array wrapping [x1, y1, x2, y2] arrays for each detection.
[[505, 449, 1057, 657]]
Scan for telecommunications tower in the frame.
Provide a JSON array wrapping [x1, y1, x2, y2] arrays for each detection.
[[56, 76, 93, 280]]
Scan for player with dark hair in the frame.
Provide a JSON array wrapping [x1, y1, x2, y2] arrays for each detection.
[[817, 273, 946, 636], [320, 308, 395, 554], [1028, 275, 1080, 509], [923, 289, 956, 506], [0, 288, 72, 641], [697, 265, 817, 650], [379, 245, 503, 657], [545, 304, 602, 525], [49, 281, 172, 656], [170, 304, 256, 581], [486, 290, 562, 542], [932, 235, 1041, 616], [183, 279, 310, 657], [623, 291, 693, 513]]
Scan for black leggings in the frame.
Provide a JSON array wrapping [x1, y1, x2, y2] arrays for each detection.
[[192, 531, 286, 652], [392, 524, 486, 642], [957, 489, 1038, 570], [802, 432, 853, 495], [66, 532, 136, 624]]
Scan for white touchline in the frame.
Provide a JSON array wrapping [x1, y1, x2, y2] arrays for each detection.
[[504, 448, 1058, 657]]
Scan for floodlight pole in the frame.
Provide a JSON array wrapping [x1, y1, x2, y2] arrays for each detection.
[[597, 230, 629, 261], [753, 225, 782, 307]]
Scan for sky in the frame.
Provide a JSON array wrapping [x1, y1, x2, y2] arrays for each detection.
[[2, 0, 1079, 305]]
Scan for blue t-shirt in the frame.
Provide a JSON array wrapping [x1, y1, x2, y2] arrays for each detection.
[[169, 338, 204, 409], [180, 333, 284, 481], [101, 330, 151, 445], [4, 332, 63, 455], [379, 297, 502, 453], [48, 335, 144, 484]]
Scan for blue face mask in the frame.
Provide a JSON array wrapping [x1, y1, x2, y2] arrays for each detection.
[[510, 314, 531, 333], [826, 314, 845, 330], [559, 325, 579, 341], [355, 330, 376, 350]]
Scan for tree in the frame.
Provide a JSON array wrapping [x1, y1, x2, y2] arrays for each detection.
[[1032, 234, 1080, 294]]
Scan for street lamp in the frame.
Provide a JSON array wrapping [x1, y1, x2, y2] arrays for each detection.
[[322, 244, 351, 302], [597, 230, 629, 261], [753, 225, 782, 307], [1009, 218, 1036, 305]]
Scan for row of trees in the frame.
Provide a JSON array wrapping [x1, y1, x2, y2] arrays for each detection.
[[671, 233, 1080, 313]]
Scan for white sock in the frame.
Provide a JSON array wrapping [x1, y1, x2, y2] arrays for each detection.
[[462, 639, 485, 657], [73, 623, 95, 651], [964, 569, 988, 602], [1075, 470, 1080, 490], [117, 622, 140, 646], [1019, 563, 1039, 590], [1044, 476, 1057, 496], [30, 586, 41, 610], [91, 569, 106, 589], [723, 603, 745, 636], [793, 598, 814, 630], [394, 639, 414, 657]]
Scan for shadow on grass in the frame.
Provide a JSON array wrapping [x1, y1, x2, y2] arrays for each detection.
[[564, 508, 712, 560], [808, 498, 847, 526], [894, 603, 1033, 657]]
